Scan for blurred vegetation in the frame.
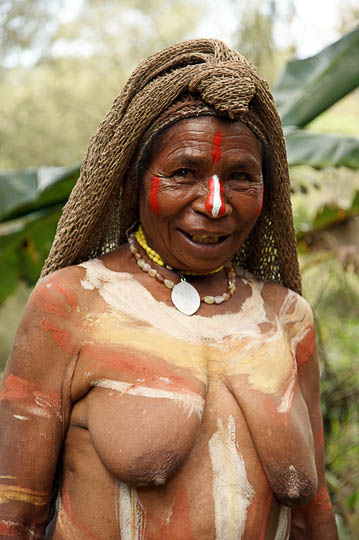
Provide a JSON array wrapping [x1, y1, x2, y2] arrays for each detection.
[[0, 1, 358, 537]]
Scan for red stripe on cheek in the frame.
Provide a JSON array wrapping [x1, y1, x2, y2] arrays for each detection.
[[211, 132, 222, 165], [254, 186, 263, 218], [150, 177, 161, 215]]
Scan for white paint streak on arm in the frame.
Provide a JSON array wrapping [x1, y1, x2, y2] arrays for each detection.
[[91, 379, 204, 419], [208, 415, 254, 539]]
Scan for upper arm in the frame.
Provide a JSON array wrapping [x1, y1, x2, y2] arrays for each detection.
[[0, 268, 82, 536], [288, 296, 338, 539]]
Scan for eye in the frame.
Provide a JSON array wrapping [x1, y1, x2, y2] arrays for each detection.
[[172, 168, 193, 178], [230, 171, 251, 182]]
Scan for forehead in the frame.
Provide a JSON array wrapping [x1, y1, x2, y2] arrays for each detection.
[[153, 116, 263, 159]]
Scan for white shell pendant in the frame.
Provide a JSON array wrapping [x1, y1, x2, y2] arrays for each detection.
[[171, 279, 201, 316]]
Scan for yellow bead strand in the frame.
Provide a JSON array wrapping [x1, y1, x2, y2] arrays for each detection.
[[135, 225, 224, 276]]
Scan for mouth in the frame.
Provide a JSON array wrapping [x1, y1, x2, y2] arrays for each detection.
[[180, 230, 230, 245]]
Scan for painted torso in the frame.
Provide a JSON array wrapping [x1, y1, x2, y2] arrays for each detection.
[[44, 258, 317, 539]]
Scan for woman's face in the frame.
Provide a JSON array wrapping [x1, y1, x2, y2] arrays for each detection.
[[139, 117, 263, 273]]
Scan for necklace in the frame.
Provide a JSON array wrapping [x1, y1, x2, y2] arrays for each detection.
[[128, 233, 236, 316]]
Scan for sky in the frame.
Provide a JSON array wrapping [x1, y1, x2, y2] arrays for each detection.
[[16, 0, 357, 67], [193, 0, 356, 58]]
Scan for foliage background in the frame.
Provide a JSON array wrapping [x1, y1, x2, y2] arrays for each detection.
[[0, 1, 358, 537]]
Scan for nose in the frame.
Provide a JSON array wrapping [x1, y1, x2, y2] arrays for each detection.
[[192, 175, 232, 218]]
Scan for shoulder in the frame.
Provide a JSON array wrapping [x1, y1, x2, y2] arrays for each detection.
[[259, 278, 314, 326]]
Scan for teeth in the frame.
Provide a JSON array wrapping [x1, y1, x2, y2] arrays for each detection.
[[191, 235, 220, 244]]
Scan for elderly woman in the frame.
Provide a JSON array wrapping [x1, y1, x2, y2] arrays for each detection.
[[0, 39, 337, 539]]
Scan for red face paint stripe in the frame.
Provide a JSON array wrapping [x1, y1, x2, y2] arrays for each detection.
[[150, 176, 161, 215], [254, 186, 263, 218], [211, 132, 222, 165]]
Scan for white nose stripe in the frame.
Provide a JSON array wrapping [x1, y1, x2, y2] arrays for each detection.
[[211, 175, 223, 217]]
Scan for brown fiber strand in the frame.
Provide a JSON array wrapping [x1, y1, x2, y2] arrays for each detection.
[[41, 39, 301, 295]]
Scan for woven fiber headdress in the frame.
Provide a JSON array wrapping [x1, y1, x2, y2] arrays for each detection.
[[41, 38, 301, 294]]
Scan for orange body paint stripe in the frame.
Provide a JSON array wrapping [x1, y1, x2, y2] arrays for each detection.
[[296, 327, 316, 368], [83, 343, 203, 395], [150, 176, 161, 215], [59, 487, 105, 540], [144, 487, 193, 540], [0, 484, 50, 506], [0, 374, 61, 408], [40, 318, 72, 351]]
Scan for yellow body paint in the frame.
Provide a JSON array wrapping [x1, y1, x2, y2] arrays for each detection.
[[0, 484, 50, 506]]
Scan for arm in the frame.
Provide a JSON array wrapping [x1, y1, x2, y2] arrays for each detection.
[[0, 269, 81, 538], [290, 301, 338, 539]]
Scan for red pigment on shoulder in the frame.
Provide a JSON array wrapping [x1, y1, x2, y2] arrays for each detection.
[[296, 327, 316, 368], [40, 319, 72, 352], [32, 279, 78, 319], [82, 343, 203, 395], [211, 132, 222, 165], [150, 176, 161, 215]]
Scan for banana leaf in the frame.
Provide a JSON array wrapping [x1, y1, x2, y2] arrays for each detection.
[[0, 208, 61, 301], [273, 27, 359, 128], [285, 128, 359, 169], [0, 163, 80, 222]]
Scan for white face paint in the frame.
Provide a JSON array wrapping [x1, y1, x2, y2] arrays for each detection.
[[91, 379, 204, 419], [207, 174, 224, 218], [116, 482, 145, 540], [208, 415, 254, 539]]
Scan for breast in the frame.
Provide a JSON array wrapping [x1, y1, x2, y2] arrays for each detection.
[[86, 382, 204, 486], [78, 339, 207, 487]]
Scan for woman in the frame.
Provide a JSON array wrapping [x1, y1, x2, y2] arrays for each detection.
[[0, 39, 337, 539]]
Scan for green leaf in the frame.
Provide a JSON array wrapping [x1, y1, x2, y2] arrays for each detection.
[[0, 208, 61, 301], [285, 128, 359, 169], [0, 163, 80, 222], [273, 28, 359, 128]]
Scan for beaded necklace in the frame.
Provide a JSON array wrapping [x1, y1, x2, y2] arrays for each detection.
[[128, 228, 236, 316]]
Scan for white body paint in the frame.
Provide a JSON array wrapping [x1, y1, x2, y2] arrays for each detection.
[[211, 175, 223, 217], [274, 505, 290, 540], [13, 414, 29, 421], [116, 482, 145, 540], [91, 379, 204, 419], [208, 415, 254, 539]]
